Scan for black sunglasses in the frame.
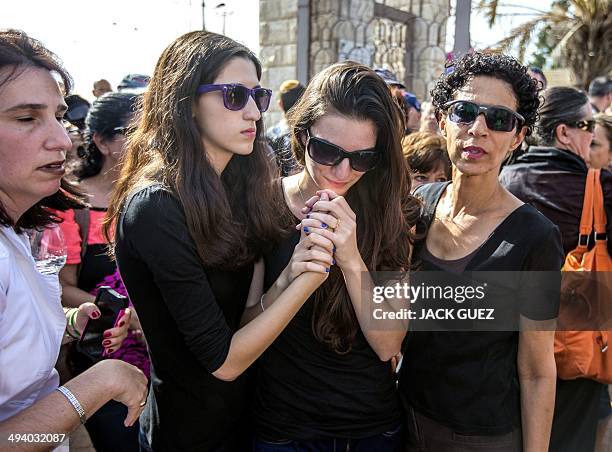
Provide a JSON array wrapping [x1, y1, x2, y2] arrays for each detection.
[[444, 100, 525, 132], [112, 126, 135, 136], [305, 129, 379, 172], [196, 83, 272, 112], [566, 119, 595, 133]]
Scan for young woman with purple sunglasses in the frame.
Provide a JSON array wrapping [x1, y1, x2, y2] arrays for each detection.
[[105, 31, 333, 451]]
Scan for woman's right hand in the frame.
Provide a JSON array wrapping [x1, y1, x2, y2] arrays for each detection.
[[93, 359, 148, 427]]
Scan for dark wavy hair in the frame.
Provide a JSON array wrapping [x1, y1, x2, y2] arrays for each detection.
[[0, 29, 84, 233], [104, 31, 284, 268], [431, 52, 540, 135], [288, 61, 420, 353], [75, 92, 140, 179], [535, 86, 590, 146]]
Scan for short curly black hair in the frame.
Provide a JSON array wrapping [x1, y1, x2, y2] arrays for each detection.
[[431, 52, 540, 134]]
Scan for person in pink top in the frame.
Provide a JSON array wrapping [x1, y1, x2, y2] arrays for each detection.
[[57, 92, 148, 452]]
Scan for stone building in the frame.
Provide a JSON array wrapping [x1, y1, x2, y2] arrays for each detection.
[[259, 0, 452, 124]]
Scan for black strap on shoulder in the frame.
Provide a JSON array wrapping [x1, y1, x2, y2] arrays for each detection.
[[413, 182, 450, 233], [410, 182, 449, 270], [72, 208, 90, 278]]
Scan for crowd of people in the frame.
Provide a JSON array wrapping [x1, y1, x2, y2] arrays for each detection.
[[0, 27, 611, 452]]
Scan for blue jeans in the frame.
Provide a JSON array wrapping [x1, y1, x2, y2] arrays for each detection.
[[138, 428, 153, 452], [253, 425, 402, 452]]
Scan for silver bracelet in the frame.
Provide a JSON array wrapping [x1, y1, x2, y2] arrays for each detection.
[[56, 385, 87, 424], [260, 293, 266, 312]]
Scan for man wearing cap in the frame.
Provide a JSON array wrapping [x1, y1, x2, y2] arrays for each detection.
[[402, 91, 422, 134], [374, 67, 422, 135], [265, 80, 305, 176], [117, 74, 150, 94], [589, 76, 612, 113], [373, 67, 406, 90]]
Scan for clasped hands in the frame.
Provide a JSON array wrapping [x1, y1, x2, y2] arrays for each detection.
[[286, 190, 360, 285]]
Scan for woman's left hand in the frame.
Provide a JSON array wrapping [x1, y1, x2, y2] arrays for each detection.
[[297, 189, 360, 271], [75, 304, 132, 355]]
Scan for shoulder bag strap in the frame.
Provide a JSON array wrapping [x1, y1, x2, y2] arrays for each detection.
[[577, 170, 596, 245], [592, 169, 607, 235]]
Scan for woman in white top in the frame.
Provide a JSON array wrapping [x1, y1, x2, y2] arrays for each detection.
[[0, 30, 147, 449]]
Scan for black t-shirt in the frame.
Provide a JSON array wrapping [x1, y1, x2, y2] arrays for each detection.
[[115, 185, 254, 452], [253, 229, 401, 440], [399, 182, 564, 435]]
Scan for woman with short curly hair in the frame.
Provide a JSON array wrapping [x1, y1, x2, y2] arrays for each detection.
[[399, 52, 563, 451]]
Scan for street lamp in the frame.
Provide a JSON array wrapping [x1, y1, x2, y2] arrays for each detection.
[[215, 2, 233, 36]]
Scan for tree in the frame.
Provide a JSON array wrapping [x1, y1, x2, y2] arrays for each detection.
[[528, 2, 571, 70], [477, 0, 612, 89]]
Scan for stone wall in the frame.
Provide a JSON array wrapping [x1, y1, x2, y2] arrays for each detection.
[[405, 0, 451, 100], [259, 0, 299, 126], [259, 0, 451, 125]]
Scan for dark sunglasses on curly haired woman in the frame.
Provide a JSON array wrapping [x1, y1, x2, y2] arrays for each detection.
[[565, 119, 595, 133], [196, 83, 272, 112], [443, 100, 525, 132], [305, 129, 379, 172]]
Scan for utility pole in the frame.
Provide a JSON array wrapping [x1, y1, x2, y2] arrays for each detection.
[[453, 0, 472, 58], [202, 1, 206, 30]]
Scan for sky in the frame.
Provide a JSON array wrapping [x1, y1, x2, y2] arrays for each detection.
[[1, 0, 258, 98], [1, 0, 551, 99]]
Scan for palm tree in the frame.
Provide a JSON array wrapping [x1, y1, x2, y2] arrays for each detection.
[[477, 0, 611, 89]]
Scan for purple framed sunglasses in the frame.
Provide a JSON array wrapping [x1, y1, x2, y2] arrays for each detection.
[[196, 83, 272, 112]]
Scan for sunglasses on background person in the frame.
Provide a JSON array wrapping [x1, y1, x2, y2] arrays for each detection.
[[443, 100, 525, 132], [565, 119, 595, 133], [196, 83, 272, 112], [305, 129, 379, 172], [112, 125, 136, 136]]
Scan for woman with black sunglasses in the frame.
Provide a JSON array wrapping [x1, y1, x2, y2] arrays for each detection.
[[500, 86, 612, 452], [399, 52, 564, 451], [250, 61, 419, 451], [104, 31, 333, 451]]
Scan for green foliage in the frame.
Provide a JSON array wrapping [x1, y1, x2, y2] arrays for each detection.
[[476, 0, 612, 89]]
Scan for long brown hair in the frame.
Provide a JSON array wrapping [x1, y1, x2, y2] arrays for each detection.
[[288, 61, 420, 353], [104, 31, 284, 268]]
